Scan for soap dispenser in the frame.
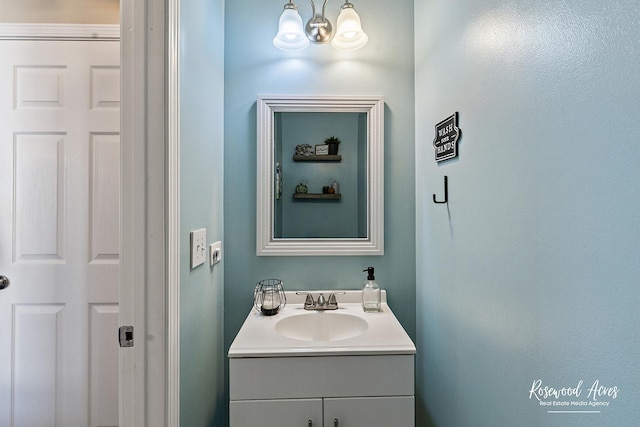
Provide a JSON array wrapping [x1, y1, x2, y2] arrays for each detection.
[[362, 267, 381, 312]]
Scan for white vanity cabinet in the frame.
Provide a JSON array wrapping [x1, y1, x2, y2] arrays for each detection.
[[229, 355, 415, 427], [228, 294, 416, 426], [230, 396, 414, 426]]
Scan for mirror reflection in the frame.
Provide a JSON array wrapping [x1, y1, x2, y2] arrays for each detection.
[[274, 111, 367, 239]]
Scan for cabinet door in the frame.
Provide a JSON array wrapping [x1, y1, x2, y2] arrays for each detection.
[[324, 396, 414, 427], [230, 398, 323, 427]]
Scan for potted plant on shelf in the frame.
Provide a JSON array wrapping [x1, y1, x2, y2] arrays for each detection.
[[324, 136, 341, 155]]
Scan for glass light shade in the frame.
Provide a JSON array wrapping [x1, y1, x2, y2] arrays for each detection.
[[273, 7, 310, 50], [331, 5, 368, 50]]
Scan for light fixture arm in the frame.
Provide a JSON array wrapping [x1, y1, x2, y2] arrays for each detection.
[[308, 0, 330, 19], [306, 0, 332, 43], [321, 0, 330, 18]]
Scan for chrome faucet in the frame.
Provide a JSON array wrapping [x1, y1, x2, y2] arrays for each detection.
[[296, 291, 345, 310]]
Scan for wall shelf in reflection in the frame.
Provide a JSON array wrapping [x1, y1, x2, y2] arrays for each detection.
[[292, 155, 342, 162], [293, 193, 342, 200]]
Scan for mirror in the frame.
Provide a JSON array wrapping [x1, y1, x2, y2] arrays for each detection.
[[257, 95, 384, 256]]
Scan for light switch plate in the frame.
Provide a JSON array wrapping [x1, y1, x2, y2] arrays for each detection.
[[210, 241, 222, 266], [190, 228, 207, 268]]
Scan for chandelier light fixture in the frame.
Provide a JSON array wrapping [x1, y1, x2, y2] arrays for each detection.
[[273, 0, 368, 51]]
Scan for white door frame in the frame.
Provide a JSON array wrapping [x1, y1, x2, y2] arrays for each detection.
[[166, 0, 181, 424], [121, 0, 180, 424], [120, 0, 180, 424], [122, 0, 180, 423]]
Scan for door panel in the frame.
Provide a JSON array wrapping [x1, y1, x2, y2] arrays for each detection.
[[13, 304, 64, 427], [0, 39, 120, 427], [13, 132, 66, 262]]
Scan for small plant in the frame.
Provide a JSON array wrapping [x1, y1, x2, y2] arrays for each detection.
[[324, 136, 341, 145], [324, 136, 341, 155]]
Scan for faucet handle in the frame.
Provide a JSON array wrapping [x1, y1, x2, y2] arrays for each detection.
[[296, 291, 315, 307], [305, 294, 315, 307], [327, 291, 345, 307]]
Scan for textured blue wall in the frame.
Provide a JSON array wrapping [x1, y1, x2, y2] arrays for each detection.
[[223, 0, 416, 411], [415, 1, 640, 426], [179, 0, 225, 425]]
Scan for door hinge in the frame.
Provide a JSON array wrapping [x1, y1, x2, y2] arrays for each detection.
[[119, 325, 134, 347]]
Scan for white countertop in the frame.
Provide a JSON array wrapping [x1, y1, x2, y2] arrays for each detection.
[[228, 290, 416, 358]]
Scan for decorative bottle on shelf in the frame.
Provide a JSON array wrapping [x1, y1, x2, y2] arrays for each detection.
[[362, 266, 381, 312]]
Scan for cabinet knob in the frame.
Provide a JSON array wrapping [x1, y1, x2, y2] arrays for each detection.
[[334, 418, 339, 427], [308, 420, 312, 427]]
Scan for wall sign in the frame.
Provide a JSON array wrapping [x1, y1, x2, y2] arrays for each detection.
[[433, 112, 461, 163]]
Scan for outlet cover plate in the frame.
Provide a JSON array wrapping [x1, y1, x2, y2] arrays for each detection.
[[210, 241, 222, 266], [190, 228, 207, 268]]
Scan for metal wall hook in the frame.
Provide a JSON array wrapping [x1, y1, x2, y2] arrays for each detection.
[[433, 175, 448, 204]]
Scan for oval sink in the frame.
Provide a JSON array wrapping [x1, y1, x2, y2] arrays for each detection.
[[275, 312, 368, 342]]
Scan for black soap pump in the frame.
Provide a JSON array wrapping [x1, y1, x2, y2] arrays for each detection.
[[362, 267, 381, 312]]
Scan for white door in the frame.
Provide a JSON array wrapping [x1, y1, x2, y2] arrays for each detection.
[[0, 39, 120, 426]]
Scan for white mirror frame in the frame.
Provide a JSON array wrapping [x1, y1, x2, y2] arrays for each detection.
[[257, 95, 384, 256]]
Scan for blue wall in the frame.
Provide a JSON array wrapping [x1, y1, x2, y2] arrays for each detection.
[[179, 0, 226, 425], [415, 1, 640, 426], [223, 0, 416, 418]]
